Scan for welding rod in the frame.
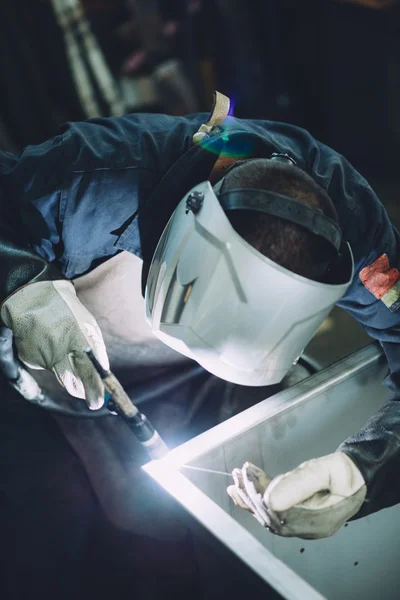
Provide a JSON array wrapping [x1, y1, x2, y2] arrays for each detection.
[[86, 349, 169, 460]]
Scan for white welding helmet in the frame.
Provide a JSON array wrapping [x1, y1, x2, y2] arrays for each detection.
[[145, 166, 353, 386]]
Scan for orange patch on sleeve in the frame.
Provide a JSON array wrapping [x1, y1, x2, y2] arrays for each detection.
[[359, 254, 400, 299]]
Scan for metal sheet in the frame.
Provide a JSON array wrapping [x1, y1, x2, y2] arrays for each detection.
[[145, 344, 398, 600]]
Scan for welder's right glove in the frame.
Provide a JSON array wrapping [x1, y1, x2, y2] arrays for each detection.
[[1, 280, 109, 409]]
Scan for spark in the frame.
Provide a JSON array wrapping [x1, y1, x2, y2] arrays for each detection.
[[180, 465, 232, 477]]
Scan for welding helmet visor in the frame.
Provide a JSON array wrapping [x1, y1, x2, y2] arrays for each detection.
[[145, 180, 353, 386]]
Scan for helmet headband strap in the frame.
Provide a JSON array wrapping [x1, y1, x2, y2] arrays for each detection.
[[218, 189, 342, 252]]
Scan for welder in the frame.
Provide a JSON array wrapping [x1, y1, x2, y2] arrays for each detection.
[[1, 90, 400, 550]]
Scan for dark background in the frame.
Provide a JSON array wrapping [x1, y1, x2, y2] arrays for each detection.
[[2, 0, 400, 180]]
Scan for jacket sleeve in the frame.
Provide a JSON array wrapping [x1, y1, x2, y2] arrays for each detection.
[[337, 329, 400, 518], [0, 112, 207, 296], [0, 217, 64, 303], [323, 162, 400, 517], [0, 138, 68, 308], [331, 178, 400, 518]]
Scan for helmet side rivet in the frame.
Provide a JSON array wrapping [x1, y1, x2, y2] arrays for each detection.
[[186, 191, 204, 214]]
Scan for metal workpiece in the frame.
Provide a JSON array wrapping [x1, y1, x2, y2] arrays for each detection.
[[145, 344, 398, 600]]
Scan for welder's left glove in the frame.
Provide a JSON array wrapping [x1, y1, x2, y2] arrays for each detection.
[[227, 452, 366, 539]]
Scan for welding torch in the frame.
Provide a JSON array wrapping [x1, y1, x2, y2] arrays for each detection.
[[86, 349, 169, 460], [0, 324, 168, 460]]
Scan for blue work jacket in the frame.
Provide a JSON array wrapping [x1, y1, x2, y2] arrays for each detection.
[[1, 110, 400, 518]]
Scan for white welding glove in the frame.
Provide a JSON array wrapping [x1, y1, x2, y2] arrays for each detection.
[[227, 452, 367, 539], [1, 280, 109, 410]]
